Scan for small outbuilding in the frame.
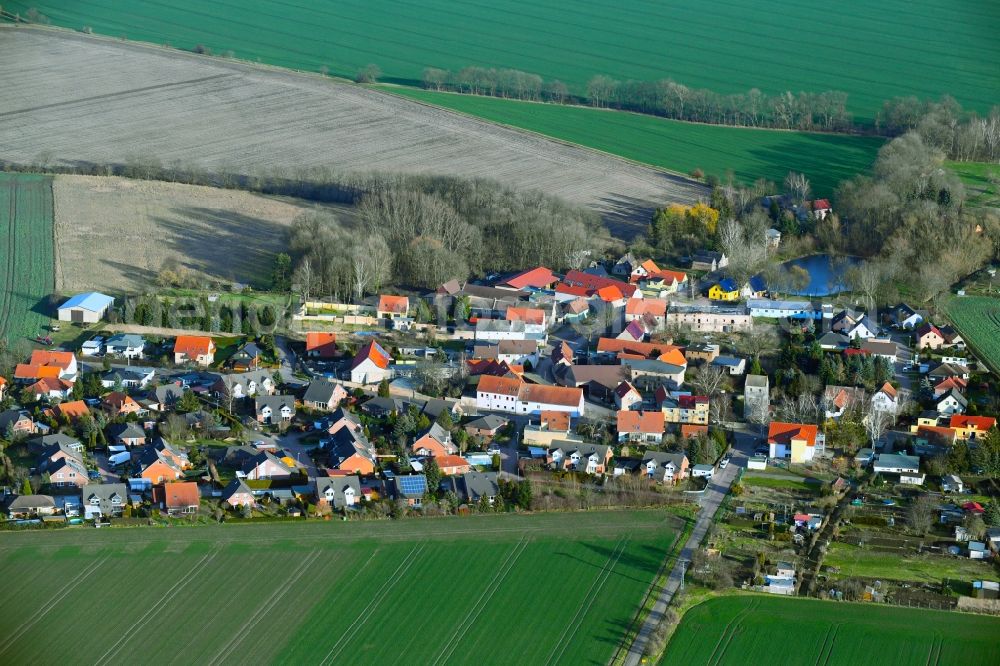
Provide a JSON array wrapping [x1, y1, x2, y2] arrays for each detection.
[[57, 292, 115, 323]]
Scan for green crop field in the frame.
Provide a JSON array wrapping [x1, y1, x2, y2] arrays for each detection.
[[379, 88, 883, 194], [0, 173, 54, 344], [0, 510, 682, 664], [7, 1, 998, 120], [946, 296, 1000, 374], [661, 595, 1000, 665]]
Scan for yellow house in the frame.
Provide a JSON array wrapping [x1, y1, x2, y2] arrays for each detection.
[[909, 413, 940, 434], [708, 279, 740, 302]]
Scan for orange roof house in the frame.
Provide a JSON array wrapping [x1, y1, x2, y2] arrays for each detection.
[[476, 374, 522, 397], [15, 350, 77, 382], [617, 410, 666, 443], [349, 340, 393, 384], [26, 377, 73, 400], [0, 376, 6, 400], [625, 299, 667, 318], [174, 336, 215, 366], [501, 267, 559, 291], [434, 455, 472, 476], [377, 295, 410, 318], [539, 410, 571, 432], [681, 424, 709, 439], [158, 481, 200, 515], [46, 399, 90, 422], [104, 391, 142, 416], [949, 415, 997, 440], [767, 422, 819, 463], [505, 307, 546, 326], [596, 338, 684, 366], [305, 332, 338, 358]]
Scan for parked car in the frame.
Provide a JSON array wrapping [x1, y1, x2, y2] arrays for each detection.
[[719, 458, 730, 469], [486, 446, 502, 456]]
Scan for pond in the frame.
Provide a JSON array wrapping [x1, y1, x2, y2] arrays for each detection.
[[758, 254, 860, 297]]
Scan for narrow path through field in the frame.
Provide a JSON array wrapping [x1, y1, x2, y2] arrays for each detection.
[[432, 537, 531, 666], [95, 548, 221, 665], [0, 554, 109, 656], [208, 549, 321, 666], [317, 542, 426, 665]]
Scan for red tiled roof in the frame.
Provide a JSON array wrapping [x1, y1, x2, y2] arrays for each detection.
[[562, 270, 637, 298], [518, 383, 582, 408], [626, 299, 667, 317], [555, 283, 591, 298], [597, 338, 685, 366], [350, 340, 391, 370], [305, 332, 338, 356], [434, 455, 470, 470], [617, 410, 665, 433], [477, 374, 522, 397], [678, 395, 709, 408], [811, 199, 832, 210], [539, 410, 570, 431], [377, 295, 409, 314], [174, 335, 214, 356], [506, 307, 545, 325], [949, 415, 996, 431], [767, 422, 818, 447], [877, 382, 897, 400], [502, 267, 558, 290], [161, 481, 200, 509], [917, 323, 942, 338], [29, 350, 75, 368], [916, 425, 957, 443], [596, 285, 624, 303], [681, 424, 708, 439], [50, 400, 89, 420]]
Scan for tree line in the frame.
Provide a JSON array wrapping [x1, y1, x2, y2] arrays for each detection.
[[424, 67, 854, 132]]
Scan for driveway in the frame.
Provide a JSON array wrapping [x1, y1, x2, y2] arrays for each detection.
[[257, 430, 319, 477], [93, 452, 121, 483], [274, 335, 308, 387], [623, 431, 745, 665]]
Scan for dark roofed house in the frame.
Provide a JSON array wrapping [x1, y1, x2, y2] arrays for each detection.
[[392, 474, 428, 506], [464, 415, 509, 440], [440, 471, 500, 505], [82, 483, 128, 520], [106, 422, 147, 447], [316, 475, 362, 511], [5, 494, 57, 519], [303, 379, 348, 411]]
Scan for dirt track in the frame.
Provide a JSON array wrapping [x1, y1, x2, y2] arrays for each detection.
[[0, 27, 707, 239]]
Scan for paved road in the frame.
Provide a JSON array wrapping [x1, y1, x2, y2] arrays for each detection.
[[274, 336, 308, 387], [623, 432, 750, 665]]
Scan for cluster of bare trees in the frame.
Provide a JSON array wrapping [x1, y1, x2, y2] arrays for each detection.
[[836, 132, 999, 301], [286, 175, 600, 291], [288, 212, 392, 301], [877, 97, 1000, 162]]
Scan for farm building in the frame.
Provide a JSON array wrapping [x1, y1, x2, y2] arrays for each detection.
[[57, 292, 115, 323]]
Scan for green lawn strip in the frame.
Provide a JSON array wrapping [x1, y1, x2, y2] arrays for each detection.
[[9, 1, 998, 119], [376, 87, 882, 195], [948, 161, 1000, 208], [823, 542, 995, 583], [661, 595, 1000, 665], [742, 475, 821, 491]]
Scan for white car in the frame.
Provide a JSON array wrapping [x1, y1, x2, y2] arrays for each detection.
[[486, 446, 502, 456], [719, 458, 730, 469]]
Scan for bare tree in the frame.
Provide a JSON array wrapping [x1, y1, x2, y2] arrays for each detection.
[[862, 403, 892, 449], [784, 172, 811, 204], [292, 256, 314, 301], [737, 329, 777, 362], [846, 260, 886, 320], [363, 234, 393, 293], [690, 364, 726, 398], [351, 254, 373, 302]]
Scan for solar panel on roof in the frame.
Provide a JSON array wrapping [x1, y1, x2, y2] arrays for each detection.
[[399, 476, 426, 495]]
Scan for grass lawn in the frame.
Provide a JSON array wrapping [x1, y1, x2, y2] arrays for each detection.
[[10, 1, 998, 121], [0, 509, 682, 665], [379, 87, 883, 195], [0, 173, 55, 345], [948, 161, 1000, 208], [742, 475, 821, 492], [661, 595, 1000, 665], [823, 542, 996, 583]]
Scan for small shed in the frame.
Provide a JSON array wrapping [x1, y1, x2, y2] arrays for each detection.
[[969, 541, 987, 560], [747, 455, 767, 470]]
